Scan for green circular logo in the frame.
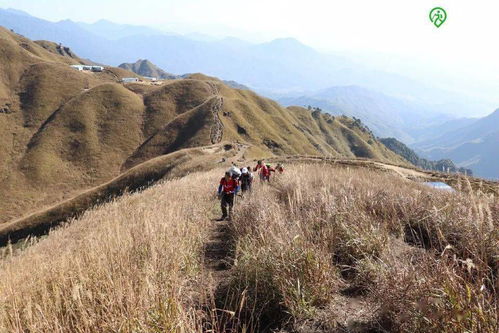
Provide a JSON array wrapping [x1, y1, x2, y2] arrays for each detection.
[[429, 7, 447, 28]]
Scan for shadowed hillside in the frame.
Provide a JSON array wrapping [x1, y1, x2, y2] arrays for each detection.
[[0, 27, 405, 223]]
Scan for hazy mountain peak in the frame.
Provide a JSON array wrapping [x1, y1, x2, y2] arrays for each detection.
[[269, 37, 303, 45], [4, 8, 31, 16], [264, 37, 312, 50], [94, 19, 114, 25], [118, 59, 177, 79], [486, 108, 499, 119], [55, 19, 80, 27]]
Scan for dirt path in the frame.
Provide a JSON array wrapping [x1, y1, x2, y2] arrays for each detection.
[[275, 156, 431, 181], [201, 216, 237, 332], [373, 162, 428, 179], [206, 81, 225, 144], [210, 96, 224, 144], [204, 220, 233, 274]]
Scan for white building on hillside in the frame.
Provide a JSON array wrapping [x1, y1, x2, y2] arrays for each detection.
[[121, 77, 139, 83], [70, 65, 105, 72]]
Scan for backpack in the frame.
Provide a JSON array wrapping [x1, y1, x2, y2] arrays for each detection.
[[240, 173, 251, 185], [228, 165, 241, 178]]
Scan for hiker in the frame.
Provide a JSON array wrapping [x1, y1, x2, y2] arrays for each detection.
[[276, 163, 284, 174], [265, 164, 276, 182], [217, 171, 239, 221], [240, 167, 253, 193], [247, 165, 254, 183], [253, 160, 268, 181]]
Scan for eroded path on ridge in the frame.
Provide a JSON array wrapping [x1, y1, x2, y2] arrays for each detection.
[[201, 215, 237, 332], [204, 220, 233, 276], [206, 81, 225, 144]]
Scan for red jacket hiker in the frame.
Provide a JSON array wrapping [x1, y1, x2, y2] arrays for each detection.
[[217, 172, 240, 221], [253, 161, 268, 180], [264, 165, 275, 181], [218, 177, 239, 194]]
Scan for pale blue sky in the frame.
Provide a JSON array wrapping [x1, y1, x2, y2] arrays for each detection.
[[1, 0, 498, 108]]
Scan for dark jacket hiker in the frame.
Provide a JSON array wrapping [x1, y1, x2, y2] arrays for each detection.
[[240, 167, 253, 192]]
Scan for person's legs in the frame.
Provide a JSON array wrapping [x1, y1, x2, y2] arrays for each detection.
[[220, 193, 228, 218], [227, 193, 235, 220]]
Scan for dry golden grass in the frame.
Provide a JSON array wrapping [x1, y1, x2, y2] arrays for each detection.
[[0, 169, 223, 333], [0, 143, 241, 245], [226, 164, 498, 332], [0, 163, 496, 333]]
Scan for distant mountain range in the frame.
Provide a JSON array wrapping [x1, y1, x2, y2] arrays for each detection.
[[0, 8, 495, 118], [413, 109, 499, 179], [277, 86, 456, 144], [76, 19, 166, 40], [1, 8, 497, 179]]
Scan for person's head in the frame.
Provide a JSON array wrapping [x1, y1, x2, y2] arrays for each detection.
[[224, 171, 231, 180], [266, 164, 271, 168], [241, 167, 248, 174], [257, 160, 263, 165], [247, 166, 251, 171]]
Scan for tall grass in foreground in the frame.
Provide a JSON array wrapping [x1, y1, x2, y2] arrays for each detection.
[[0, 164, 497, 332], [0, 170, 223, 333], [227, 165, 498, 332]]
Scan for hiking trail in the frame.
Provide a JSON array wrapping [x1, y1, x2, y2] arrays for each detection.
[[207, 81, 224, 144], [201, 213, 236, 332]]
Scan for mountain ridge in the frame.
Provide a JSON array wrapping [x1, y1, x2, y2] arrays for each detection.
[[277, 85, 454, 143], [0, 28, 406, 222], [1, 8, 495, 118]]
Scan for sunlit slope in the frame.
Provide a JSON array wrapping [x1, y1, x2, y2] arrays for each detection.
[[0, 27, 405, 222], [125, 75, 406, 165]]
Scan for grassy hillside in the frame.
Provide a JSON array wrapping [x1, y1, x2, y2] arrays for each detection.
[[0, 163, 496, 332], [0, 143, 241, 245], [380, 137, 473, 175], [0, 28, 406, 223]]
